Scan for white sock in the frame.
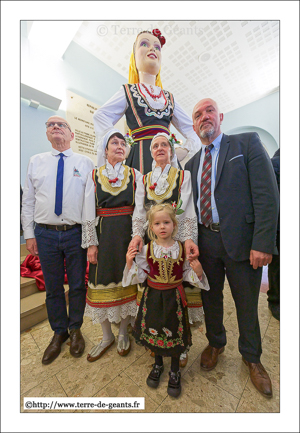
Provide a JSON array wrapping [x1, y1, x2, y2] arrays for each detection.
[[119, 316, 130, 336], [101, 319, 114, 341]]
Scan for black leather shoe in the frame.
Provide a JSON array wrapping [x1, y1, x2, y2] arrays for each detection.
[[42, 331, 69, 365], [146, 364, 164, 388], [167, 370, 181, 398], [69, 328, 85, 357]]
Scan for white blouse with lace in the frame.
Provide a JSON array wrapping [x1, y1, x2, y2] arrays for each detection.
[[93, 83, 201, 166], [122, 241, 210, 291]]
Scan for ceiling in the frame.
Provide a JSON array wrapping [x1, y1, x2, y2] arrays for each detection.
[[72, 20, 279, 116]]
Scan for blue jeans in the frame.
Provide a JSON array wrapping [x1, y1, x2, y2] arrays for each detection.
[[34, 224, 87, 334]]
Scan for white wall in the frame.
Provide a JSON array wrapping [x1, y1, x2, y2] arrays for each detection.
[[221, 90, 279, 156], [21, 37, 126, 185]]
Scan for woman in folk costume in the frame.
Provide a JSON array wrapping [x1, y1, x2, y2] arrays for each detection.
[[93, 28, 200, 175], [123, 203, 210, 398], [130, 132, 204, 368], [81, 129, 144, 362]]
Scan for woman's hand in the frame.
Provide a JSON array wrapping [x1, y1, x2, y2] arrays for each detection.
[[87, 245, 98, 264], [126, 245, 138, 270], [184, 239, 199, 262], [129, 235, 144, 252], [190, 259, 203, 278]]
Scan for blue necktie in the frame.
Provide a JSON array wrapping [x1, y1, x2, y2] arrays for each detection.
[[55, 153, 64, 216]]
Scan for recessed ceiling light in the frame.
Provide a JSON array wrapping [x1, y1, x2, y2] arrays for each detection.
[[198, 52, 211, 62]]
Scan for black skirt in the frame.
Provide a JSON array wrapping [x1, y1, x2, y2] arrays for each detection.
[[133, 285, 192, 357]]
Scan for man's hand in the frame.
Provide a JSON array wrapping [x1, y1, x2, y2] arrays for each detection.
[[250, 250, 272, 270], [26, 238, 39, 256], [184, 239, 199, 262], [129, 235, 144, 253], [87, 245, 98, 264]]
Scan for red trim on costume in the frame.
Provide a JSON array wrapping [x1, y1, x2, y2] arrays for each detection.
[[147, 279, 182, 290], [92, 169, 97, 193], [86, 294, 137, 309], [124, 84, 143, 127], [147, 279, 187, 307], [179, 170, 184, 194], [169, 91, 175, 109], [137, 83, 167, 107], [96, 205, 134, 217], [139, 141, 144, 174], [131, 168, 136, 190], [131, 125, 170, 141]]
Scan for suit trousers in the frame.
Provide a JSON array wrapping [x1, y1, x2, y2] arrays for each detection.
[[198, 224, 263, 364], [34, 224, 87, 334]]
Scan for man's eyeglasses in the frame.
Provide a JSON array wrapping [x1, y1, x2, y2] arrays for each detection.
[[45, 122, 71, 132]]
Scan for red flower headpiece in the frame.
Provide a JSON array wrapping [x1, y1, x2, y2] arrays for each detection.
[[152, 29, 166, 47]]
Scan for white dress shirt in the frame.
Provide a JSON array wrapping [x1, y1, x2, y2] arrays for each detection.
[[197, 133, 223, 224], [21, 147, 95, 239]]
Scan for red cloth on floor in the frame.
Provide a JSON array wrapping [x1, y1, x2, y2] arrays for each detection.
[[20, 255, 89, 291]]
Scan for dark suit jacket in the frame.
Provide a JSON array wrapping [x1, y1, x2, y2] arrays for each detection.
[[185, 132, 279, 261]]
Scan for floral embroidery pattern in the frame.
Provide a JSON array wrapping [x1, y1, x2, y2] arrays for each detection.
[[139, 288, 184, 349], [163, 327, 172, 337], [131, 85, 173, 119]]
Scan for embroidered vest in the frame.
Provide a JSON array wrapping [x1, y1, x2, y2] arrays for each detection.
[[146, 241, 185, 286], [123, 84, 175, 134], [92, 165, 136, 208], [143, 167, 184, 207]]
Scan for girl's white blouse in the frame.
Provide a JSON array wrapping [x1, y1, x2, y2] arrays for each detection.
[[122, 241, 210, 291]]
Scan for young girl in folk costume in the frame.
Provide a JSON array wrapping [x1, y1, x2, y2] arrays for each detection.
[[130, 132, 204, 369], [123, 204, 209, 398], [93, 28, 200, 174]]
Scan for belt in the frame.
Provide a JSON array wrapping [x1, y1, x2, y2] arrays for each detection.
[[131, 125, 170, 141], [36, 223, 81, 231], [201, 222, 220, 233], [96, 205, 134, 217], [147, 279, 187, 307]]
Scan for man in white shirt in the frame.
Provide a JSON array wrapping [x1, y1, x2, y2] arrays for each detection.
[[22, 116, 95, 365]]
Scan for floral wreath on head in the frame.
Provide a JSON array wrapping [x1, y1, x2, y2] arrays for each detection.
[[124, 133, 135, 147], [150, 132, 180, 158], [169, 133, 181, 148], [152, 29, 166, 47]]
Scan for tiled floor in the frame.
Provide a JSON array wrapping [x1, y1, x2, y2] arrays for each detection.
[[20, 279, 280, 414]]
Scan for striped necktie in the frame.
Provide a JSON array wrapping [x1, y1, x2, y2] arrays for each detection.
[[55, 153, 64, 216], [200, 144, 214, 227]]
